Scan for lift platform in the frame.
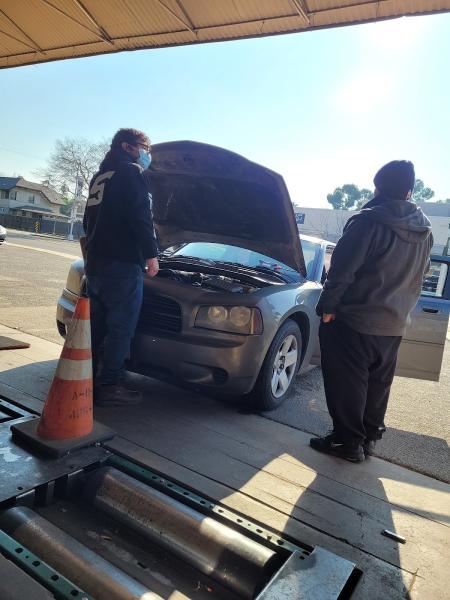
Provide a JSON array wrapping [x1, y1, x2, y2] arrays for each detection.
[[0, 395, 357, 599]]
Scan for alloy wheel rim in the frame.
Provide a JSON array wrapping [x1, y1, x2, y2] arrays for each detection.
[[271, 334, 298, 398]]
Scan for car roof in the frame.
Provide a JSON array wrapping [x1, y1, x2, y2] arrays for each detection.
[[299, 233, 336, 246]]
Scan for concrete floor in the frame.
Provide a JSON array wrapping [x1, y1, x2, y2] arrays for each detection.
[[265, 341, 450, 482], [0, 326, 449, 600], [1, 229, 449, 481]]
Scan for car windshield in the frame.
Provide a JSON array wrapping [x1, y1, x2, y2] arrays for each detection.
[[170, 242, 319, 282]]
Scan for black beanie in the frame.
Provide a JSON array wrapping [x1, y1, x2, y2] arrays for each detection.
[[373, 160, 415, 199]]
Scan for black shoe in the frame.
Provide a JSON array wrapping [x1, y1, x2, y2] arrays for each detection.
[[94, 384, 143, 407], [363, 440, 376, 457], [310, 433, 365, 463]]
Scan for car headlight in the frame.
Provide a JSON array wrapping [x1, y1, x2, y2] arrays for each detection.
[[66, 262, 84, 295], [208, 306, 228, 324], [195, 306, 263, 335]]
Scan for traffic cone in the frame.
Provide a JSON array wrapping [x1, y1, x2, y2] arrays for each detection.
[[38, 296, 93, 440], [11, 296, 113, 457]]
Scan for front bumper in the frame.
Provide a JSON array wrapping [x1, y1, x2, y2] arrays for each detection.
[[56, 288, 79, 336], [56, 282, 269, 396], [131, 328, 263, 395]]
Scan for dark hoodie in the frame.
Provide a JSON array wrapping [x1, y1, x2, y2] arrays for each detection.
[[83, 149, 158, 274], [316, 194, 433, 336]]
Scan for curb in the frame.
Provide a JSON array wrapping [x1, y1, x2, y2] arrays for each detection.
[[4, 227, 79, 242]]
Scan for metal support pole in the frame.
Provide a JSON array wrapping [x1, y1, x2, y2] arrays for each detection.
[[68, 168, 83, 241]]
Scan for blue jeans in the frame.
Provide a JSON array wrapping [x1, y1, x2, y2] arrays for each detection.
[[87, 261, 143, 386]]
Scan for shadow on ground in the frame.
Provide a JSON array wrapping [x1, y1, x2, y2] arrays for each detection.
[[1, 356, 448, 483], [2, 362, 450, 596], [262, 366, 450, 483]]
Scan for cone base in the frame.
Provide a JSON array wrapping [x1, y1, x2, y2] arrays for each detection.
[[11, 418, 114, 458]]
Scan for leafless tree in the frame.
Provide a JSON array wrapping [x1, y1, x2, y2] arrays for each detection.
[[333, 210, 352, 240], [36, 137, 109, 196], [314, 213, 333, 240]]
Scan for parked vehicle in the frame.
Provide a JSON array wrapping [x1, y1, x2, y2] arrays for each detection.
[[0, 224, 6, 243], [57, 142, 450, 410]]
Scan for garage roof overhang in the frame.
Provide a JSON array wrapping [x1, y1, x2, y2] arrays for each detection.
[[1, 1, 450, 70]]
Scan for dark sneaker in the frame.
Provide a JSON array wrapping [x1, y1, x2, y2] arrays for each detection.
[[310, 434, 365, 462], [95, 384, 143, 407], [363, 440, 377, 457]]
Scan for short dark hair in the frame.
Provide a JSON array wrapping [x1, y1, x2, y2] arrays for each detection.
[[110, 128, 150, 150], [99, 128, 150, 170]]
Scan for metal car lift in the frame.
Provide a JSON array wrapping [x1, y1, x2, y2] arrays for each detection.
[[0, 395, 359, 599]]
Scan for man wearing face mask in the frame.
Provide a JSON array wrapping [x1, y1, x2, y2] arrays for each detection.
[[83, 128, 158, 406]]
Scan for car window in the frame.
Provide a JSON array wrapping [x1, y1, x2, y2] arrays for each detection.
[[173, 242, 302, 281], [421, 261, 448, 298], [300, 240, 321, 280], [324, 245, 335, 272]]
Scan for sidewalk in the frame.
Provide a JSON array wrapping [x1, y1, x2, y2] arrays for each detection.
[[4, 226, 80, 242], [0, 324, 449, 599]]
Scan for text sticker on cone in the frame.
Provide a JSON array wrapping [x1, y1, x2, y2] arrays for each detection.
[[38, 297, 93, 440]]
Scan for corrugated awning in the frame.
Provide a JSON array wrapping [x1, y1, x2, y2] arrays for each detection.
[[1, 1, 450, 69]]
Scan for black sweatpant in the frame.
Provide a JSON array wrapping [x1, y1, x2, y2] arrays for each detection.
[[319, 319, 402, 444]]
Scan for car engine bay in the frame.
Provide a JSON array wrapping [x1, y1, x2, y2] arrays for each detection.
[[157, 267, 263, 294]]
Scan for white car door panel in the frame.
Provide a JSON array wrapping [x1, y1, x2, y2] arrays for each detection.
[[310, 256, 450, 381], [396, 257, 450, 381]]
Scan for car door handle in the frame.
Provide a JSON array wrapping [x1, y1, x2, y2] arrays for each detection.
[[422, 307, 439, 314]]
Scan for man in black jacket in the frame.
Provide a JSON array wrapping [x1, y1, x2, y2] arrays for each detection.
[[312, 160, 433, 462], [83, 128, 159, 406]]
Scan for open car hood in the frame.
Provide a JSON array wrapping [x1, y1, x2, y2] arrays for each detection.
[[147, 141, 306, 276]]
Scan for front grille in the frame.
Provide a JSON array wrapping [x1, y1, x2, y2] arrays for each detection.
[[57, 320, 67, 338], [138, 292, 182, 334]]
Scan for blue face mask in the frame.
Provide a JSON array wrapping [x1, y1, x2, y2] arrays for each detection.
[[137, 148, 151, 170]]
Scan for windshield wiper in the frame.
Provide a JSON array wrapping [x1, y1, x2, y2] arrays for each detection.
[[161, 255, 215, 266], [246, 265, 289, 282], [214, 261, 288, 282], [161, 256, 288, 282]]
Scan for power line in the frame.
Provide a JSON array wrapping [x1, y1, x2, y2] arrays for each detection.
[[0, 144, 44, 161]]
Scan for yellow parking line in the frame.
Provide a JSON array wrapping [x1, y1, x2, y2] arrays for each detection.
[[5, 242, 79, 260]]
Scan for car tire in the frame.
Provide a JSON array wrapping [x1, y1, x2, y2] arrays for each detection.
[[251, 319, 302, 412]]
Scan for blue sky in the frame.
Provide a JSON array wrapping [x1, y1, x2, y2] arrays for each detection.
[[1, 12, 449, 207]]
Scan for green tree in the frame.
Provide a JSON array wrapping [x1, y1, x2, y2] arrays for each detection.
[[411, 179, 434, 203], [327, 184, 373, 210], [59, 197, 73, 217], [356, 188, 373, 209]]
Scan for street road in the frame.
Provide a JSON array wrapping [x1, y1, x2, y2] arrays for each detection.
[[1, 229, 449, 481], [0, 230, 79, 343]]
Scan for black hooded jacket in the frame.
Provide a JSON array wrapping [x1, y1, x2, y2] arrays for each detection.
[[83, 150, 158, 274], [316, 195, 433, 336]]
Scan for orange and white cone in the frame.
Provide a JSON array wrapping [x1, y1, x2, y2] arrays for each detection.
[[37, 296, 93, 440]]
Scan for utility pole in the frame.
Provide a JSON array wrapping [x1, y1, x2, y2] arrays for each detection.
[[68, 167, 83, 241]]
